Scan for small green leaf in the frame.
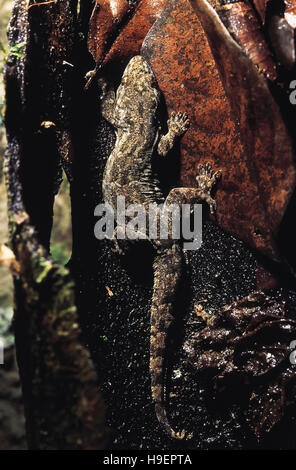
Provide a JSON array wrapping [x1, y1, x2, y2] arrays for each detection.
[[10, 42, 26, 58]]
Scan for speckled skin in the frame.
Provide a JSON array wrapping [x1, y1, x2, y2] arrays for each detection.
[[100, 55, 221, 439]]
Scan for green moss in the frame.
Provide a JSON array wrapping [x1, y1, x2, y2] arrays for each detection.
[[10, 41, 26, 58]]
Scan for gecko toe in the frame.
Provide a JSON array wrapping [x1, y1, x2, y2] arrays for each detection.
[[170, 428, 191, 440]]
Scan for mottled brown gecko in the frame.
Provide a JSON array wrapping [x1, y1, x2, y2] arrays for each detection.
[[99, 55, 221, 439]]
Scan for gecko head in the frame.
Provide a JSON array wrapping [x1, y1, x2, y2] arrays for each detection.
[[122, 55, 156, 87]]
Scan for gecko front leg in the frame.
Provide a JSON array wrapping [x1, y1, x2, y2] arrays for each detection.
[[157, 111, 190, 157], [97, 77, 117, 126]]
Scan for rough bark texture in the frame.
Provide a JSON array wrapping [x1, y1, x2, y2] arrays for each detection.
[[4, 0, 107, 450], [0, 347, 26, 449]]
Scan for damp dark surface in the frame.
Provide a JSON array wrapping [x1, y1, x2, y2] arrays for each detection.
[[0, 347, 26, 450]]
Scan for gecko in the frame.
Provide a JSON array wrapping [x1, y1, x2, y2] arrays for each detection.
[[99, 55, 221, 439]]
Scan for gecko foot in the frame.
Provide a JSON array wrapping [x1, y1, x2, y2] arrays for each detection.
[[171, 429, 186, 440], [110, 238, 127, 256], [170, 428, 193, 440], [196, 162, 222, 214], [167, 111, 190, 137]]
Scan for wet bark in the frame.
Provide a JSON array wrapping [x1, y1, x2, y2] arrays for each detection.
[[4, 0, 107, 450]]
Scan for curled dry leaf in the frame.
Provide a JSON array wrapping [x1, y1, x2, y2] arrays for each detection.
[[252, 0, 296, 68], [185, 291, 296, 438], [88, 0, 166, 73], [253, 0, 270, 23], [219, 1, 277, 80], [88, 0, 138, 66], [142, 0, 296, 259]]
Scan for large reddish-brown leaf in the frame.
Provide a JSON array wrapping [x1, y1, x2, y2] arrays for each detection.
[[142, 0, 296, 258], [88, 0, 166, 71]]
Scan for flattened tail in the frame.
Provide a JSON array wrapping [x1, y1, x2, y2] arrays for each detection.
[[150, 243, 188, 440]]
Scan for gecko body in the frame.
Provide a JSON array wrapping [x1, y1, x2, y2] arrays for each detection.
[[100, 55, 221, 439]]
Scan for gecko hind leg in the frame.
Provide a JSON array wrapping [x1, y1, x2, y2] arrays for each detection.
[[196, 162, 222, 213], [107, 226, 150, 255], [164, 162, 222, 214], [105, 226, 128, 255]]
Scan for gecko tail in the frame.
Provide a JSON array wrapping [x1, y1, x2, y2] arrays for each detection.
[[154, 403, 186, 440], [150, 243, 188, 440]]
